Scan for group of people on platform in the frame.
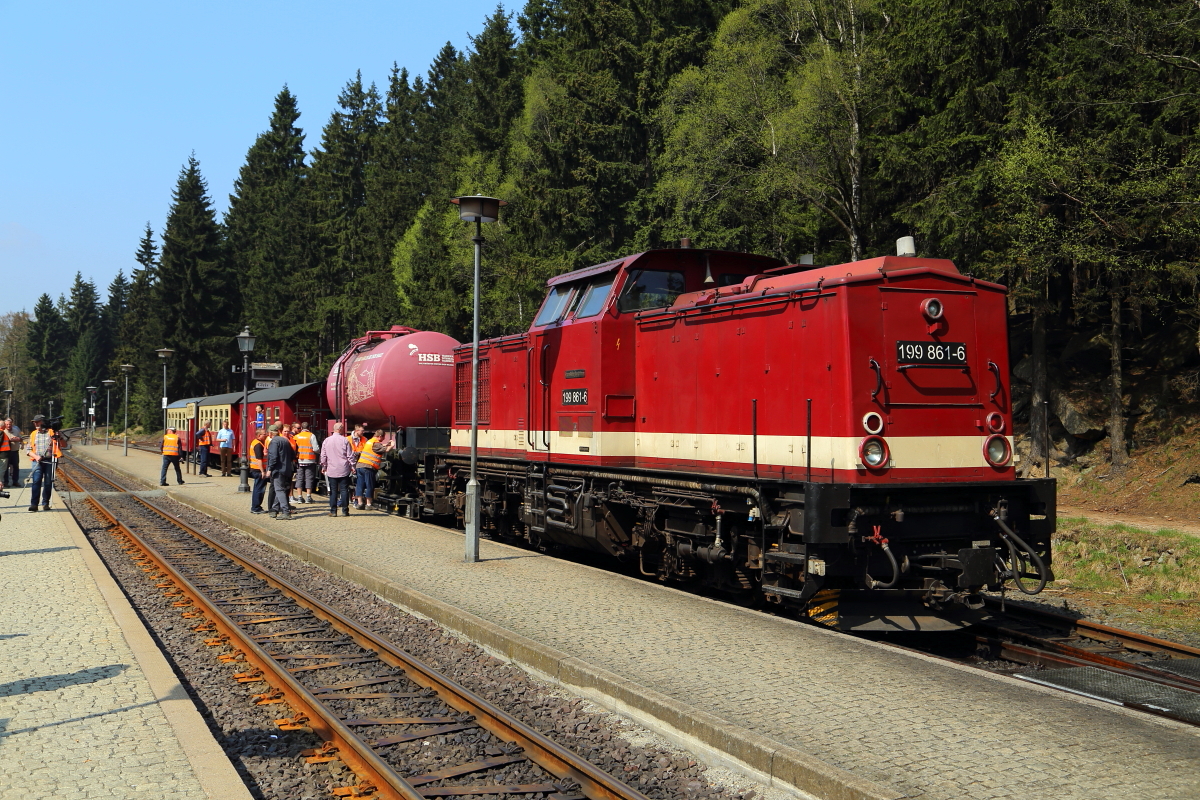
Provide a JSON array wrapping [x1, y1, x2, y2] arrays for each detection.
[[159, 418, 388, 521]]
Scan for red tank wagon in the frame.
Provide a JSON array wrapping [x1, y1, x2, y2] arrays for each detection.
[[389, 245, 1053, 630], [326, 326, 458, 434]]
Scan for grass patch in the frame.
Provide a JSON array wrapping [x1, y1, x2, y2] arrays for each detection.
[[1052, 518, 1200, 600], [1045, 517, 1200, 640]]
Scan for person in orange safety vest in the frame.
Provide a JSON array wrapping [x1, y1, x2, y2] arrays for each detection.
[[195, 423, 213, 477], [159, 425, 185, 486], [26, 414, 61, 511], [355, 429, 384, 510], [248, 428, 269, 514], [293, 422, 320, 504]]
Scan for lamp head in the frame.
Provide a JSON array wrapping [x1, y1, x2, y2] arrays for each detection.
[[450, 195, 506, 223], [102, 379, 116, 388], [120, 363, 134, 374], [156, 348, 175, 360], [236, 326, 256, 353]]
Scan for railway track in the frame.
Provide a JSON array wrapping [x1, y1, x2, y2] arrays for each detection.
[[57, 455, 651, 800], [973, 598, 1200, 725]]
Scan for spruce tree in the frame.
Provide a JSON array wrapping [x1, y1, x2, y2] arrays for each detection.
[[367, 66, 428, 275], [26, 294, 68, 421], [464, 8, 523, 165], [157, 155, 236, 399], [308, 73, 383, 352], [116, 224, 165, 430], [226, 87, 313, 379], [63, 327, 103, 426]]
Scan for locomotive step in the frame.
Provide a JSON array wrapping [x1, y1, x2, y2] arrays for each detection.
[[761, 584, 805, 599], [764, 552, 807, 564]]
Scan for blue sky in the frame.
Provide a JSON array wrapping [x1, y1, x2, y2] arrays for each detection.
[[0, 1, 505, 317]]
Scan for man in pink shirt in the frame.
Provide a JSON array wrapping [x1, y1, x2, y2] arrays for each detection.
[[319, 422, 356, 517]]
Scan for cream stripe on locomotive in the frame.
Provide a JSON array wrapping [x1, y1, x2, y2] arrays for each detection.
[[451, 429, 1012, 470]]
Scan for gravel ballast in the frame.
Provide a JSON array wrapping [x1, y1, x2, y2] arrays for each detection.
[[64, 465, 782, 800]]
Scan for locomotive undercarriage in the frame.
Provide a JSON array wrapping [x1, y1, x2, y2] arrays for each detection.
[[375, 443, 1055, 631]]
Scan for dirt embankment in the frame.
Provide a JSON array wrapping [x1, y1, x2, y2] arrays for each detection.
[[1055, 421, 1200, 524]]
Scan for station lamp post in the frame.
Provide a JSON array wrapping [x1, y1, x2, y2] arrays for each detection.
[[2, 388, 12, 420], [449, 195, 506, 563], [156, 348, 174, 433], [102, 379, 116, 449], [236, 327, 255, 493], [120, 364, 134, 456], [85, 386, 97, 444]]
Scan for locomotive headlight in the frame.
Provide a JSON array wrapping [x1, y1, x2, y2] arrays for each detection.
[[921, 298, 944, 320], [860, 436, 889, 468], [862, 411, 884, 435], [983, 434, 1011, 467]]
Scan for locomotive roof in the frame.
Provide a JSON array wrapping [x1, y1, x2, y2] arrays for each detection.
[[665, 255, 1005, 313], [545, 248, 784, 287]]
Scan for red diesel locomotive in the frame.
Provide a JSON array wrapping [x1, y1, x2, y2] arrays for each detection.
[[367, 244, 1054, 630]]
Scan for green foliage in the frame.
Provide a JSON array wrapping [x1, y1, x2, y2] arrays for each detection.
[[22, 0, 1200, 452], [0, 311, 32, 425], [62, 328, 102, 426]]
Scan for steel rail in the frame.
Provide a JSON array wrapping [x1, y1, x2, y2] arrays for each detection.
[[59, 456, 650, 800], [984, 596, 1200, 659]]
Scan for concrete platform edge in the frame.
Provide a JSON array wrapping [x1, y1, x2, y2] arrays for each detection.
[[56, 486, 254, 800], [73, 452, 897, 800]]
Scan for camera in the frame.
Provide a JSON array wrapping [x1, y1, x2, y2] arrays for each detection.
[[0, 489, 8, 499]]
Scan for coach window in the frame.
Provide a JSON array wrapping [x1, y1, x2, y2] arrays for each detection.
[[572, 276, 614, 319], [534, 284, 576, 326], [617, 269, 685, 312]]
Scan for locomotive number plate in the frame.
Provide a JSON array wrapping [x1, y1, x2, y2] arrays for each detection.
[[896, 341, 967, 365], [562, 388, 589, 405]]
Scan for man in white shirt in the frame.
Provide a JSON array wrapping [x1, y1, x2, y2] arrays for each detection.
[[216, 420, 235, 476]]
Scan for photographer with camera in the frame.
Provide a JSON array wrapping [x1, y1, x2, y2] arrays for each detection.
[[26, 414, 61, 511]]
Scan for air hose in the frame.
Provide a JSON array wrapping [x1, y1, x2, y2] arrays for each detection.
[[992, 514, 1049, 595], [864, 535, 900, 589]]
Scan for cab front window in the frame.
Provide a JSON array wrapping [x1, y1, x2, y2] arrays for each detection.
[[533, 284, 576, 326], [572, 276, 614, 318]]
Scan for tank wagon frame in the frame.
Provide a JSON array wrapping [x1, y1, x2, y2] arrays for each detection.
[[373, 247, 1055, 631]]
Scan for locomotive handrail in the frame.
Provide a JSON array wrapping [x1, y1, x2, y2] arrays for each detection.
[[634, 286, 830, 323], [526, 347, 534, 449], [541, 344, 551, 449], [869, 358, 882, 400], [987, 360, 1002, 400]]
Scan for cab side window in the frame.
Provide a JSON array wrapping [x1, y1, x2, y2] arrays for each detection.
[[617, 269, 685, 312]]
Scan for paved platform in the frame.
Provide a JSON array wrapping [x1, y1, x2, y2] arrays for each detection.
[[76, 444, 1200, 800], [0, 466, 251, 799]]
